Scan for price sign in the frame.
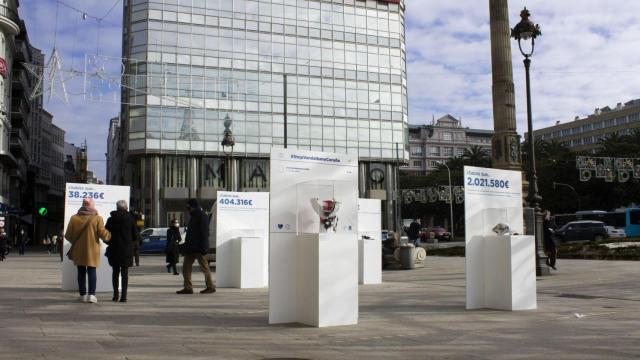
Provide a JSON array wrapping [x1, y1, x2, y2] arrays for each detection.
[[218, 197, 253, 206], [68, 191, 105, 199], [466, 176, 510, 189]]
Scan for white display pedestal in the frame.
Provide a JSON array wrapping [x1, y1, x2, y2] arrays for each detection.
[[295, 233, 358, 327], [358, 236, 381, 284], [466, 235, 537, 310], [61, 240, 112, 292], [230, 237, 266, 288], [357, 198, 382, 285]]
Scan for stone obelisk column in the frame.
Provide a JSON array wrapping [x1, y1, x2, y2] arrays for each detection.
[[489, 0, 521, 171]]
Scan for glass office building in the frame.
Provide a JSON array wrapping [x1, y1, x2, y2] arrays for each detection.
[[121, 0, 408, 228]]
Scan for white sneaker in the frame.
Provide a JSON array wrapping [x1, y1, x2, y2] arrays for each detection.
[[79, 295, 88, 303], [88, 295, 98, 303]]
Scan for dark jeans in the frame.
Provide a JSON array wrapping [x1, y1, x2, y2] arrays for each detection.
[[112, 266, 129, 298], [77, 266, 97, 295]]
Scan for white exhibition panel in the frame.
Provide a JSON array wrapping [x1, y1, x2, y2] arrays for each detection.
[[463, 166, 535, 310], [357, 198, 382, 285], [231, 237, 266, 288], [62, 183, 131, 292], [216, 191, 269, 288], [269, 148, 359, 327], [479, 235, 537, 310]]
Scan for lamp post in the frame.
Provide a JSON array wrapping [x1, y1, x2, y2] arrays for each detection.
[[437, 161, 455, 242], [511, 8, 549, 276], [221, 113, 235, 191], [553, 182, 581, 211]]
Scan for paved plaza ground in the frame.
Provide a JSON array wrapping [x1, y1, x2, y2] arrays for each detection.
[[0, 252, 639, 359]]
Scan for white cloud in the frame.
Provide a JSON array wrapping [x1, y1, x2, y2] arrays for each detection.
[[406, 0, 640, 135]]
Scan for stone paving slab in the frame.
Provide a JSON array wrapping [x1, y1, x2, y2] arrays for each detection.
[[0, 253, 639, 359]]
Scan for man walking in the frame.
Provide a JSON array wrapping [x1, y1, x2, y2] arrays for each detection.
[[176, 199, 215, 294]]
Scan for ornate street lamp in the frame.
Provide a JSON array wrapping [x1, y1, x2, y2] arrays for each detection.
[[221, 113, 235, 156], [511, 8, 549, 276], [221, 113, 235, 191]]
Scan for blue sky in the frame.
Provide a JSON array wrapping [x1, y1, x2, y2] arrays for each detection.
[[20, 0, 640, 180]]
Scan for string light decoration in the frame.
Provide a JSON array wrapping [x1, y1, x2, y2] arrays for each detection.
[[402, 186, 465, 205], [577, 156, 640, 182]]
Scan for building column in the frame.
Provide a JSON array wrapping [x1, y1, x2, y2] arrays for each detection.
[[385, 163, 398, 232], [489, 0, 522, 171], [151, 156, 161, 227], [358, 162, 368, 198], [189, 157, 198, 198], [228, 158, 240, 192]]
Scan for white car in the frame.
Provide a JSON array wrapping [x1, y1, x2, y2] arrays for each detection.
[[605, 226, 626, 238]]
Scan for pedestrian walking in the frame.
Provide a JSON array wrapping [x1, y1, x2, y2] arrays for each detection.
[[132, 230, 141, 267], [407, 219, 421, 247], [57, 227, 64, 262], [18, 227, 26, 255], [165, 219, 181, 275], [65, 198, 111, 303], [105, 200, 138, 303], [176, 199, 215, 294], [0, 228, 7, 261], [543, 210, 558, 270]]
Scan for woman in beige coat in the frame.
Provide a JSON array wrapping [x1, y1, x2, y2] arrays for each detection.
[[65, 198, 111, 303]]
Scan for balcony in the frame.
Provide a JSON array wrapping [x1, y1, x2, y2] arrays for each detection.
[[11, 68, 32, 96], [14, 38, 32, 63], [10, 96, 30, 126], [10, 128, 30, 159], [0, 5, 19, 35]]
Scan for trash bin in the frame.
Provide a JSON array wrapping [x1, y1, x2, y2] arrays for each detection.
[[399, 245, 417, 269]]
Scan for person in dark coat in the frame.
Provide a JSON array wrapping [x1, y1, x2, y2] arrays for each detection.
[[176, 198, 215, 294], [543, 210, 557, 270], [0, 228, 7, 261], [105, 200, 139, 302], [165, 219, 181, 275], [407, 219, 421, 246]]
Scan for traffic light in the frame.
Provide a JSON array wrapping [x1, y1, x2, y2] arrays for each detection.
[[38, 207, 48, 216]]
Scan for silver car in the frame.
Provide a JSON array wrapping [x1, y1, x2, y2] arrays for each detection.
[[605, 226, 626, 238]]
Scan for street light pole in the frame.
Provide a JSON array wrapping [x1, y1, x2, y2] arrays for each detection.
[[553, 182, 581, 211], [512, 8, 549, 276], [283, 74, 287, 149], [437, 161, 455, 241], [221, 113, 235, 191]]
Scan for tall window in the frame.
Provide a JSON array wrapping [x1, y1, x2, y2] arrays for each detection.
[[410, 146, 423, 156], [455, 148, 465, 157], [200, 158, 225, 188], [428, 146, 440, 156], [443, 147, 453, 157], [163, 156, 187, 187], [442, 132, 452, 141], [240, 159, 269, 189], [412, 160, 422, 167]]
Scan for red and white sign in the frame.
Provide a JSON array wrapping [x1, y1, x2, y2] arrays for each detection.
[[0, 58, 7, 79]]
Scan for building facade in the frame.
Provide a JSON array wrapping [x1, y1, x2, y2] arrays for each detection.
[[64, 142, 88, 184], [106, 115, 122, 185], [532, 99, 640, 153], [120, 0, 408, 229], [0, 0, 19, 214], [402, 115, 493, 175]]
